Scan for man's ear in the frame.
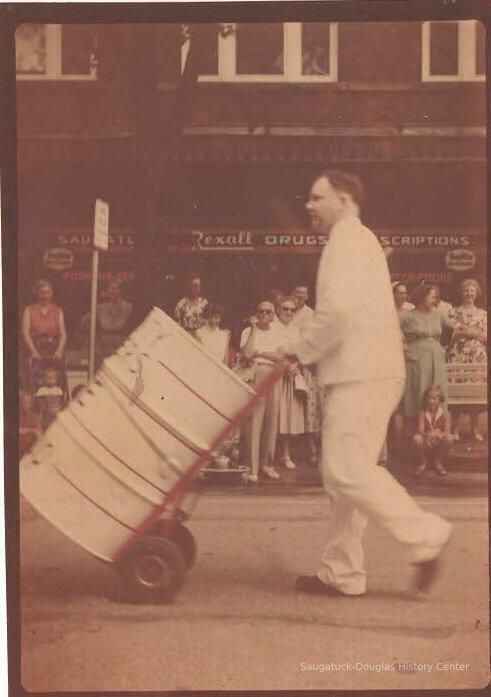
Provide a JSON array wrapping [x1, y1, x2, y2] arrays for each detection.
[[338, 192, 351, 207]]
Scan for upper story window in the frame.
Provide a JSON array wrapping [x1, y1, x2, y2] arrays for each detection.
[[422, 20, 485, 82], [182, 22, 338, 82], [16, 24, 97, 80]]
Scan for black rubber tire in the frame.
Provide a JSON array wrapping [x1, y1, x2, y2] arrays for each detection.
[[118, 535, 186, 603], [151, 521, 197, 569]]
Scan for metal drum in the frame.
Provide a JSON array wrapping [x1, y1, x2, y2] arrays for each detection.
[[20, 308, 256, 569]]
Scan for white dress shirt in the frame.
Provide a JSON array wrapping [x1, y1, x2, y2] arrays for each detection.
[[286, 215, 405, 386]]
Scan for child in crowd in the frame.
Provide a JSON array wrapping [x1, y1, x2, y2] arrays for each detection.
[[34, 367, 65, 430], [412, 385, 455, 478], [19, 390, 42, 458]]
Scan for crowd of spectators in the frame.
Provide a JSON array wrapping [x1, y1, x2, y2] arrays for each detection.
[[19, 272, 487, 482], [394, 278, 487, 477]]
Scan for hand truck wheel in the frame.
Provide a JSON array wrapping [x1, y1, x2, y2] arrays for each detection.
[[117, 535, 186, 603], [151, 521, 197, 569]]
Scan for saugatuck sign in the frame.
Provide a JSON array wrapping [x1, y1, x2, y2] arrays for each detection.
[[35, 227, 136, 283], [167, 228, 477, 254]]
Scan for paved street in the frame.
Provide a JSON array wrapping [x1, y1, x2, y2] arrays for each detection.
[[20, 491, 489, 692]]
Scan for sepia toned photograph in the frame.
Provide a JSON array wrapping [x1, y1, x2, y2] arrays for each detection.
[[1, 1, 489, 693]]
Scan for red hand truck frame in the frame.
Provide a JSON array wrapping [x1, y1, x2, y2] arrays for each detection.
[[112, 361, 288, 603]]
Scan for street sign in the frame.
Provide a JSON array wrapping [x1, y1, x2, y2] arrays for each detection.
[[94, 198, 109, 250], [90, 199, 109, 380]]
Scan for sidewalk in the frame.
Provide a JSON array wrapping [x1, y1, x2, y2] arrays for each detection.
[[202, 437, 488, 497]]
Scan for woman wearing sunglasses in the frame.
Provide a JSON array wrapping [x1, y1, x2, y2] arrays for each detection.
[[239, 301, 284, 482]]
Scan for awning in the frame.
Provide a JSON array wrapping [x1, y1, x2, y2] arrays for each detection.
[[17, 131, 485, 164]]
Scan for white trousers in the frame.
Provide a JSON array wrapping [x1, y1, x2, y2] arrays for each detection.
[[243, 364, 281, 477], [317, 378, 451, 595]]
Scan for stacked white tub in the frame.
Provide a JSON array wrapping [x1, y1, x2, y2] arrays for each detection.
[[20, 308, 255, 563]]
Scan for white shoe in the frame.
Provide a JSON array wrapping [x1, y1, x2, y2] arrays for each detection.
[[246, 473, 258, 483], [473, 431, 484, 442], [282, 457, 296, 470], [262, 465, 280, 480]]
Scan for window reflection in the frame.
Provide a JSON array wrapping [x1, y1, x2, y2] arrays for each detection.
[[16, 24, 46, 74], [302, 23, 330, 76]]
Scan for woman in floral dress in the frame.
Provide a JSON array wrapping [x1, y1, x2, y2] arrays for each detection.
[[174, 273, 208, 335], [447, 279, 487, 441]]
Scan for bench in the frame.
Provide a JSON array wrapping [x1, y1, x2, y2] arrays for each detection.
[[446, 363, 487, 407]]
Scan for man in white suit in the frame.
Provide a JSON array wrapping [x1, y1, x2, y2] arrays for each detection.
[[283, 171, 451, 596]]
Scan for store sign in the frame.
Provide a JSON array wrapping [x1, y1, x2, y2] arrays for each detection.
[[392, 272, 453, 284], [43, 247, 74, 271], [378, 234, 473, 248], [34, 227, 136, 283], [167, 228, 329, 254], [445, 249, 476, 271], [168, 228, 478, 255]]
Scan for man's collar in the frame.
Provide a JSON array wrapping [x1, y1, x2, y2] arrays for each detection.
[[328, 215, 361, 239]]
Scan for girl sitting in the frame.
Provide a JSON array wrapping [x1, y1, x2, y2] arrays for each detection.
[[412, 385, 455, 478]]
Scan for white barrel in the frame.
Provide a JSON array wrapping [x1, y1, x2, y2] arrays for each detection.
[[20, 308, 255, 562]]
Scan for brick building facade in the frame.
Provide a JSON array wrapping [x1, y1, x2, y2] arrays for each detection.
[[15, 18, 486, 344]]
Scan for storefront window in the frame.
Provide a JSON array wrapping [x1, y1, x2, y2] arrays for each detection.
[[236, 23, 284, 75], [16, 24, 46, 74], [302, 22, 330, 76]]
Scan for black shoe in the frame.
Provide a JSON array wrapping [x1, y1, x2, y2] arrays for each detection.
[[413, 557, 440, 594], [295, 575, 350, 596]]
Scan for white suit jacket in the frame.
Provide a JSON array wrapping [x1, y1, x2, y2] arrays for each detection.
[[287, 216, 405, 386]]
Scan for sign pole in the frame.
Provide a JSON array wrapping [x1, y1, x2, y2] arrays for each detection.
[[89, 198, 110, 382], [88, 248, 99, 382]]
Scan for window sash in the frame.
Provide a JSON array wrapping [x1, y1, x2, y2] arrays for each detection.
[[422, 20, 485, 82], [182, 22, 338, 83], [17, 24, 96, 81]]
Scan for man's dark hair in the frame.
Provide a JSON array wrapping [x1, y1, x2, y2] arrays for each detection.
[[315, 170, 365, 208]]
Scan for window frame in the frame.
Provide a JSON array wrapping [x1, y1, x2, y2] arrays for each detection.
[[16, 24, 97, 81], [181, 22, 338, 83], [421, 20, 485, 82]]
